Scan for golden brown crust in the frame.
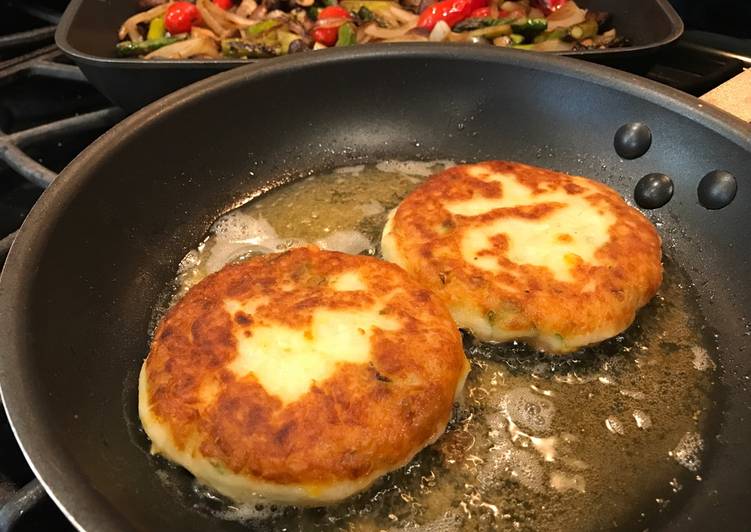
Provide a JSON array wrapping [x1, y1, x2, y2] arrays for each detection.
[[143, 246, 467, 485], [383, 161, 663, 349]]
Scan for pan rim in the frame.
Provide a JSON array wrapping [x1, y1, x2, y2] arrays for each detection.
[[55, 0, 685, 69], [1, 45, 749, 532]]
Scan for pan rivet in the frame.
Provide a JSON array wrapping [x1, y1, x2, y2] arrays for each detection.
[[634, 173, 673, 209], [614, 123, 652, 159], [698, 170, 737, 210]]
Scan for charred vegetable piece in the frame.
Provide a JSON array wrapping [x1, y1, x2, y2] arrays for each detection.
[[115, 35, 186, 57], [468, 23, 511, 39], [356, 6, 374, 21], [336, 23, 357, 46], [146, 16, 166, 40], [587, 10, 611, 31], [277, 30, 303, 53], [246, 19, 282, 37], [452, 16, 512, 32], [510, 18, 547, 37], [533, 27, 566, 43], [308, 6, 321, 19], [288, 38, 307, 53], [221, 39, 279, 57], [568, 18, 598, 40], [340, 0, 396, 13]]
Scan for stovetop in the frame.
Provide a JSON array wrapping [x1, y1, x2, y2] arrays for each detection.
[[0, 1, 749, 530]]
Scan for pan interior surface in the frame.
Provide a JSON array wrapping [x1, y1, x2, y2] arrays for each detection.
[[0, 46, 749, 532], [149, 161, 713, 531]]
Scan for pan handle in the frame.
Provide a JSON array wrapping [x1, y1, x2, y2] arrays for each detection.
[[0, 479, 47, 531]]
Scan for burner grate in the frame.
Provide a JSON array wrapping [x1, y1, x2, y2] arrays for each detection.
[[0, 481, 47, 532], [0, 48, 124, 262], [0, 3, 123, 530]]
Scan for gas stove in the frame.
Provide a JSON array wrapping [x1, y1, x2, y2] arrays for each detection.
[[0, 1, 748, 530]]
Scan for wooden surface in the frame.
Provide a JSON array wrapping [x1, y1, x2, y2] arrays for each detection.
[[700, 68, 751, 122]]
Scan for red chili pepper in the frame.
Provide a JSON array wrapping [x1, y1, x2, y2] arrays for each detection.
[[212, 0, 234, 9], [311, 6, 352, 46], [417, 0, 481, 30], [468, 0, 488, 11], [164, 2, 201, 34], [470, 6, 490, 17]]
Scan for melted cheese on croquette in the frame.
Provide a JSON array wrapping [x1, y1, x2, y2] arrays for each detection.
[[227, 301, 400, 404], [446, 170, 615, 283]]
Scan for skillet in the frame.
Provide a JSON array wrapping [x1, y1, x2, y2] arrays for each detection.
[[0, 45, 750, 531], [55, 0, 683, 110]]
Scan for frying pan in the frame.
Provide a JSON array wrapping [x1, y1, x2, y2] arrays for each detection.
[[55, 0, 683, 111], [1, 46, 750, 531]]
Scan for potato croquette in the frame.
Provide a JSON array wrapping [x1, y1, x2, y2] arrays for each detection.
[[381, 161, 662, 353], [139, 246, 469, 505]]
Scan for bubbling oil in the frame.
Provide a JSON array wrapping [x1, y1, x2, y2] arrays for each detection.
[[161, 161, 716, 531]]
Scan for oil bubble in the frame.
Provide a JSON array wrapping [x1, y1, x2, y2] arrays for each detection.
[[501, 388, 556, 435], [478, 438, 546, 493], [670, 432, 704, 472]]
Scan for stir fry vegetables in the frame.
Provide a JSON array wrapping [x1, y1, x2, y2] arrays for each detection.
[[116, 0, 626, 59]]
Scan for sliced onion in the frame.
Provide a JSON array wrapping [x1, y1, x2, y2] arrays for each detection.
[[528, 7, 545, 18], [356, 24, 369, 42], [364, 21, 416, 39], [376, 10, 400, 28], [191, 26, 220, 41], [196, 0, 229, 35], [118, 3, 170, 41], [383, 34, 429, 42], [144, 36, 220, 59], [236, 0, 258, 18], [389, 5, 418, 24], [429, 20, 451, 42], [217, 8, 257, 27], [546, 1, 586, 30], [202, 0, 253, 31], [249, 5, 268, 20]]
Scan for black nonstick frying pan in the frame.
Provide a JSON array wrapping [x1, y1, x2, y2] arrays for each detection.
[[56, 0, 683, 111], [1, 46, 750, 531]]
